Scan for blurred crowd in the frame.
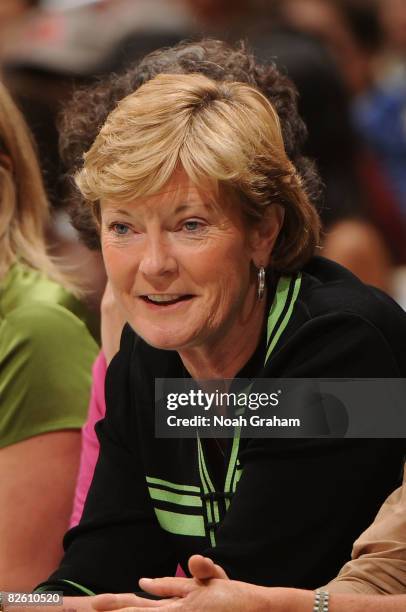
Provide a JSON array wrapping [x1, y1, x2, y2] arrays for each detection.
[[0, 0, 405, 307]]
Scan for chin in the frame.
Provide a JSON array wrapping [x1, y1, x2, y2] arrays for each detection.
[[135, 327, 193, 352]]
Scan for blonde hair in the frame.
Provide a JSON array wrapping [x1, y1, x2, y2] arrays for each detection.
[[0, 82, 71, 286], [76, 73, 320, 272]]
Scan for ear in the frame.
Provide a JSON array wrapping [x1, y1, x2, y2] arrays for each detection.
[[249, 204, 284, 267]]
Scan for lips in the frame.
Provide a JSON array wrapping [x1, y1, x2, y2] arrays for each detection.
[[141, 294, 193, 306]]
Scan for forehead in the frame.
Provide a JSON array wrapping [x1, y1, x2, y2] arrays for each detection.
[[100, 172, 222, 215]]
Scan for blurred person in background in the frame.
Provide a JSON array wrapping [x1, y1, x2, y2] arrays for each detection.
[[0, 0, 39, 47], [267, 0, 379, 95], [378, 0, 406, 68], [0, 0, 196, 312], [253, 27, 394, 292], [352, 0, 406, 247], [0, 81, 98, 591], [180, 0, 257, 38], [265, 0, 406, 285]]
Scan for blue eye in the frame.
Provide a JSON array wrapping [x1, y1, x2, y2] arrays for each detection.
[[112, 223, 130, 235], [183, 220, 203, 232]]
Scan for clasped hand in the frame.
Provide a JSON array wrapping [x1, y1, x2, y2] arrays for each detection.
[[89, 555, 271, 611]]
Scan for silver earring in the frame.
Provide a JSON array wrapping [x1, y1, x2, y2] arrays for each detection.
[[257, 266, 265, 300]]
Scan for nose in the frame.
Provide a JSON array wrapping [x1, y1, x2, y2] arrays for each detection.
[[138, 233, 177, 279]]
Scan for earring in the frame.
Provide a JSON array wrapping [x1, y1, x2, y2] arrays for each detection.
[[257, 266, 265, 300]]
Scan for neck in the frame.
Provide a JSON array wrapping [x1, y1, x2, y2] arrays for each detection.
[[179, 290, 267, 380]]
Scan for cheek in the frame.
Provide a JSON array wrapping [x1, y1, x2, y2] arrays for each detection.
[[102, 244, 135, 291], [201, 241, 252, 301]]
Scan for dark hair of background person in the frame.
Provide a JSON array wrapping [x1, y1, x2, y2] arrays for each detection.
[[58, 38, 322, 250], [267, 0, 383, 54], [336, 0, 383, 53], [252, 28, 364, 228]]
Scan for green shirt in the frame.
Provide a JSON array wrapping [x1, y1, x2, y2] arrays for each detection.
[[0, 264, 99, 448]]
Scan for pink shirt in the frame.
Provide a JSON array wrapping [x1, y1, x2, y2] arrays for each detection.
[[70, 351, 106, 527]]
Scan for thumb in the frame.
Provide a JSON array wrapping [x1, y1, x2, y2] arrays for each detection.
[[188, 555, 229, 580]]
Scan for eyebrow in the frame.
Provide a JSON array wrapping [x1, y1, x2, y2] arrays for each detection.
[[103, 202, 211, 217], [101, 207, 136, 220], [173, 203, 210, 214], [111, 208, 134, 217]]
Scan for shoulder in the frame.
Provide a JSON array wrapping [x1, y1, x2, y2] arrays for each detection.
[[299, 257, 404, 324], [270, 258, 406, 376], [2, 299, 97, 358], [297, 257, 406, 347], [0, 298, 98, 449], [1, 262, 98, 354], [0, 263, 98, 340]]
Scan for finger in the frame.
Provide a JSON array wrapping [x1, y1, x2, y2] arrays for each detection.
[[139, 577, 193, 598], [92, 594, 170, 610], [97, 599, 181, 612], [188, 555, 228, 580], [100, 605, 180, 612], [187, 554, 214, 580]]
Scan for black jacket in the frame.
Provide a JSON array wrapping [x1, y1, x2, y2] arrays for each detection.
[[38, 258, 406, 594]]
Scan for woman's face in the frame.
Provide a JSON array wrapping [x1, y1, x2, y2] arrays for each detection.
[[100, 173, 277, 352]]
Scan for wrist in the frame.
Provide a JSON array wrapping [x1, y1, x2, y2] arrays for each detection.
[[261, 587, 314, 612]]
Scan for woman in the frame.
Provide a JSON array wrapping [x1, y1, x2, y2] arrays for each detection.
[[31, 60, 406, 605], [66, 38, 322, 528], [63, 53, 404, 601], [0, 81, 98, 590], [66, 38, 350, 528]]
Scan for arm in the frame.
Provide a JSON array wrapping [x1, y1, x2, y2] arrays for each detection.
[[92, 556, 406, 611], [188, 314, 406, 587], [197, 437, 405, 587], [0, 431, 81, 591], [39, 316, 405, 592], [138, 581, 406, 612], [38, 326, 177, 595], [326, 466, 406, 595], [0, 303, 98, 591], [278, 312, 406, 595]]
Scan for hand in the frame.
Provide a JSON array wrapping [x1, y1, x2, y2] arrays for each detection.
[[92, 593, 176, 610], [89, 556, 228, 611], [138, 576, 273, 611], [137, 569, 312, 612], [90, 556, 272, 611], [91, 581, 271, 612]]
